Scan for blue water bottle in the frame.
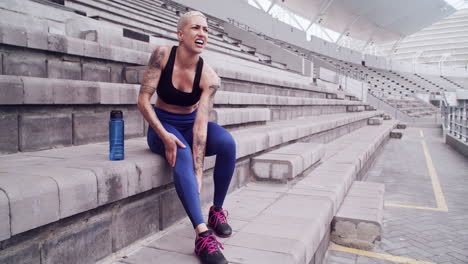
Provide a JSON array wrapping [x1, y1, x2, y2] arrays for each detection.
[[109, 110, 124, 160]]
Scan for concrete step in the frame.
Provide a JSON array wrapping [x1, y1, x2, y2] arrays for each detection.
[[231, 111, 383, 158], [390, 129, 404, 139], [0, 18, 261, 78], [346, 105, 365, 112], [109, 119, 397, 264], [64, 0, 256, 60], [251, 143, 325, 182], [66, 0, 179, 32], [124, 66, 347, 99], [124, 66, 324, 97], [0, 75, 364, 107], [216, 91, 365, 107], [364, 105, 376, 111], [0, 111, 382, 241], [331, 181, 385, 250], [120, 0, 180, 22], [396, 123, 407, 129], [367, 117, 383, 125], [0, 17, 315, 87], [0, 74, 367, 153], [335, 92, 346, 100], [210, 107, 270, 126], [0, 22, 150, 65]]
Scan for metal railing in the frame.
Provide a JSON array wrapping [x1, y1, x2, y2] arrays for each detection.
[[442, 101, 468, 143]]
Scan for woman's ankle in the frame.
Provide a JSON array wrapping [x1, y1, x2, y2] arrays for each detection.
[[195, 223, 209, 236]]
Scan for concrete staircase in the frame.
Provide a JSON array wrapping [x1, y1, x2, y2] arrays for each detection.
[[106, 119, 396, 264], [385, 98, 439, 118], [251, 143, 325, 183], [1, 1, 393, 263]]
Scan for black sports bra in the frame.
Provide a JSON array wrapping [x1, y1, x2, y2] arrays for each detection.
[[156, 46, 204, 106]]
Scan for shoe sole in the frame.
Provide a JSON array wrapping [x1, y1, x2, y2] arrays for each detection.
[[194, 251, 228, 264]]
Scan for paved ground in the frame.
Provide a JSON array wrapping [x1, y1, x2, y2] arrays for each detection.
[[326, 127, 468, 264]]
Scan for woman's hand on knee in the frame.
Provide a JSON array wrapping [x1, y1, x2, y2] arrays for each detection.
[[162, 133, 186, 167]]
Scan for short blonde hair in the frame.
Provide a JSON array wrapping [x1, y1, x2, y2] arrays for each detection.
[[177, 11, 207, 31]]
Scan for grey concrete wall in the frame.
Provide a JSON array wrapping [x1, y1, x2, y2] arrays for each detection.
[[0, 156, 253, 264], [446, 133, 468, 158], [223, 22, 304, 74], [0, 45, 134, 83], [311, 226, 331, 264], [3, 50, 47, 77], [220, 79, 326, 98], [304, 59, 312, 77], [345, 77, 367, 101], [320, 67, 338, 83], [0, 107, 18, 154], [0, 189, 160, 264], [366, 93, 415, 122], [270, 105, 348, 121], [0, 106, 144, 154], [172, 0, 307, 45]]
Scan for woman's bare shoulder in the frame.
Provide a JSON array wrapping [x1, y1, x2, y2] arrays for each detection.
[[147, 45, 173, 68], [201, 62, 220, 88]]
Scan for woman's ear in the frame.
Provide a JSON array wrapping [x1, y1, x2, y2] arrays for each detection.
[[177, 30, 183, 42]]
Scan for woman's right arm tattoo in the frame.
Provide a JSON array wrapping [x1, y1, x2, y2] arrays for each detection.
[[140, 49, 165, 95], [149, 49, 164, 69]]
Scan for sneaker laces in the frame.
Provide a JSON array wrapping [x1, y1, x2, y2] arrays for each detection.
[[209, 209, 229, 228], [195, 234, 224, 254]]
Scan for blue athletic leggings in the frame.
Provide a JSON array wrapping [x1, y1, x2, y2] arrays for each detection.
[[147, 107, 236, 228]]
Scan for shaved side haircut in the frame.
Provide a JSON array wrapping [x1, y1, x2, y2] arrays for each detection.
[[177, 11, 207, 31]]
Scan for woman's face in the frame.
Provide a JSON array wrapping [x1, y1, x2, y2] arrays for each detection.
[[178, 15, 209, 54]]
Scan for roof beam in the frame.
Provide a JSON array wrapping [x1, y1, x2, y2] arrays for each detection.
[[335, 15, 362, 44], [266, 0, 278, 13], [251, 0, 266, 12], [305, 0, 336, 31], [361, 27, 384, 52], [389, 36, 404, 58], [319, 24, 335, 42], [289, 11, 306, 31]]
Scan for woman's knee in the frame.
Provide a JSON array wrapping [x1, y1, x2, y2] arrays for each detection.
[[175, 147, 193, 164], [222, 132, 236, 151], [173, 147, 196, 181], [212, 129, 236, 155]]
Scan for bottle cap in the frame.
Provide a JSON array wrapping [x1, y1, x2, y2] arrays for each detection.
[[110, 110, 123, 119]]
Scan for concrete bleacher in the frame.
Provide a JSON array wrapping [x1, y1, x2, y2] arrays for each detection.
[[423, 75, 460, 92], [251, 142, 325, 183], [312, 54, 419, 99], [331, 181, 384, 250], [222, 22, 308, 73], [106, 119, 396, 264], [0, 1, 399, 263], [62, 0, 304, 72], [378, 8, 468, 70], [385, 98, 438, 118], [299, 43, 461, 102], [444, 76, 467, 89]]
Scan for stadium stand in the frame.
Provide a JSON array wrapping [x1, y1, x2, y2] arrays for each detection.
[[379, 8, 468, 70], [0, 0, 465, 263], [0, 0, 391, 262]]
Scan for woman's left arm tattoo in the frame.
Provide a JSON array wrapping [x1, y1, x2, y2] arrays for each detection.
[[193, 83, 220, 176]]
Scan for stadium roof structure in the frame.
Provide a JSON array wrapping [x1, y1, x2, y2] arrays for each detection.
[[256, 0, 462, 44]]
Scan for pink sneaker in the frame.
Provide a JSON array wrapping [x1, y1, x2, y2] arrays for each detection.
[[194, 230, 228, 264], [208, 206, 232, 237]]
